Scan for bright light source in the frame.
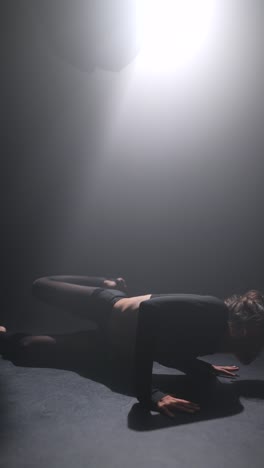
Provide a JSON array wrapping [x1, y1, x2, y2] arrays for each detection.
[[135, 0, 217, 73]]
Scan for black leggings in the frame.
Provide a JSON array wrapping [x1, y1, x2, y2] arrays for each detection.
[[1, 275, 128, 362], [32, 275, 128, 328], [31, 276, 184, 330], [1, 275, 128, 364], [0, 278, 188, 366], [0, 329, 107, 367]]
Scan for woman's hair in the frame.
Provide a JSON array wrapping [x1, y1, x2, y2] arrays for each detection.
[[224, 290, 264, 333]]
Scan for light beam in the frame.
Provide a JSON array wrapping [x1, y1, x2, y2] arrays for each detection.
[[135, 0, 217, 73]]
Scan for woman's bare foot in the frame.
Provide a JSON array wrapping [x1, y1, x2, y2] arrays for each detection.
[[115, 277, 128, 292], [103, 280, 117, 288], [103, 277, 128, 292], [0, 326, 7, 333]]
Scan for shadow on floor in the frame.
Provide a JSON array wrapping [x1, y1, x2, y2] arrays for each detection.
[[128, 377, 264, 430], [1, 329, 264, 431]]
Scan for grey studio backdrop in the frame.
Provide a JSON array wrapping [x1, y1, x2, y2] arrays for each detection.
[[1, 2, 264, 468], [1, 1, 264, 330]]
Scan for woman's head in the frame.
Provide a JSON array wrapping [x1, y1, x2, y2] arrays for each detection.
[[224, 290, 264, 364]]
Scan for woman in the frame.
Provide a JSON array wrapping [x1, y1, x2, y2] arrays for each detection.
[[1, 275, 263, 418]]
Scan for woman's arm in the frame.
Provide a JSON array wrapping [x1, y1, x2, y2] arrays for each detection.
[[133, 300, 215, 409], [133, 300, 169, 409]]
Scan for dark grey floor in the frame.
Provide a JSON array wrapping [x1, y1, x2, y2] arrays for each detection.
[[1, 326, 264, 468]]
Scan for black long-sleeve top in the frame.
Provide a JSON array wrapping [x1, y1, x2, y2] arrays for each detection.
[[133, 294, 229, 409]]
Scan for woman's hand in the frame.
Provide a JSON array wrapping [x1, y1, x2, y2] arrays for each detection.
[[212, 365, 240, 378], [156, 395, 200, 418]]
